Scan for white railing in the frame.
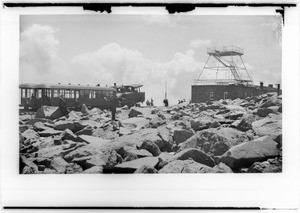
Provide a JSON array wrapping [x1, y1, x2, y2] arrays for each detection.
[[207, 46, 244, 54]]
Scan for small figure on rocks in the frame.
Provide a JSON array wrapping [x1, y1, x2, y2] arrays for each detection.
[[58, 95, 69, 116], [163, 98, 169, 107], [150, 98, 154, 106], [110, 94, 120, 121], [81, 103, 89, 115], [146, 99, 150, 106]]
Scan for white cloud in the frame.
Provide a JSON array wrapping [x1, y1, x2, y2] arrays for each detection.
[[20, 24, 65, 83], [190, 39, 211, 49], [71, 44, 202, 105]]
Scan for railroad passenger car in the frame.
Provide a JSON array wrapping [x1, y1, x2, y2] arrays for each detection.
[[19, 83, 117, 110]]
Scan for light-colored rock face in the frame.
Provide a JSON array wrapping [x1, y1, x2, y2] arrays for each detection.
[[19, 92, 282, 174]]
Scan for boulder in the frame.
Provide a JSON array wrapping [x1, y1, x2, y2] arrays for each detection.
[[248, 158, 282, 173], [159, 159, 213, 173], [149, 115, 166, 128], [259, 95, 282, 108], [212, 162, 233, 173], [81, 104, 89, 115], [36, 106, 62, 120], [65, 163, 83, 174], [51, 157, 69, 173], [33, 122, 50, 132], [25, 118, 54, 126], [178, 130, 230, 156], [39, 129, 63, 137], [76, 135, 110, 145], [85, 149, 119, 171], [174, 148, 215, 167], [252, 114, 282, 140], [190, 116, 213, 131], [21, 129, 39, 140], [128, 107, 152, 118], [53, 121, 86, 132], [220, 136, 280, 171], [62, 129, 77, 141], [64, 143, 107, 161], [134, 165, 158, 173], [137, 140, 161, 156], [257, 108, 273, 117], [113, 157, 159, 173], [117, 147, 153, 159], [75, 126, 93, 136], [19, 114, 32, 122], [83, 166, 103, 174], [120, 117, 149, 131], [119, 127, 132, 136], [173, 129, 194, 145], [209, 127, 249, 147]]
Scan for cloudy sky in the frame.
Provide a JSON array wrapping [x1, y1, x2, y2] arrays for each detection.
[[20, 15, 282, 105]]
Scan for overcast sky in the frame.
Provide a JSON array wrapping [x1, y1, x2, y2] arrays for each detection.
[[20, 15, 282, 105]]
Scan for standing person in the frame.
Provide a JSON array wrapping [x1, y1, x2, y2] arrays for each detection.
[[110, 94, 119, 121], [163, 98, 169, 107], [150, 98, 154, 106]]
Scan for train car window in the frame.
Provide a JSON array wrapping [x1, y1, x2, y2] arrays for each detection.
[[75, 91, 79, 99], [53, 89, 58, 97], [37, 90, 42, 98], [65, 90, 70, 98], [92, 91, 96, 99], [27, 89, 31, 98], [84, 90, 89, 99], [22, 89, 26, 98], [59, 89, 64, 97], [70, 90, 74, 99], [79, 90, 84, 97]]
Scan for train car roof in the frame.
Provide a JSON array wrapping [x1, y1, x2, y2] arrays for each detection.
[[114, 84, 143, 88], [19, 83, 116, 91]]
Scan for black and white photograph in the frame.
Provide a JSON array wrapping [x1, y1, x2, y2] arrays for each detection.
[[19, 14, 283, 174], [1, 3, 300, 209]]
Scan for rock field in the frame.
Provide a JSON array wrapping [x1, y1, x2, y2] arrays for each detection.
[[19, 93, 282, 174]]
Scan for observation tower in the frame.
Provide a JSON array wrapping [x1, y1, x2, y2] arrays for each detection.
[[194, 46, 252, 85]]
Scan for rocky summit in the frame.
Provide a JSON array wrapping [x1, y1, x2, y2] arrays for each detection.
[[19, 93, 282, 174]]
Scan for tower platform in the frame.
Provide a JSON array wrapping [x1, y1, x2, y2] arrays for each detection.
[[207, 46, 244, 56]]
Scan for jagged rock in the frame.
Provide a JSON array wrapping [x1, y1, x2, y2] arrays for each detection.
[[248, 158, 282, 173], [65, 163, 83, 174], [259, 95, 282, 108], [235, 114, 255, 132], [86, 149, 119, 171], [137, 140, 161, 156], [53, 121, 86, 132], [190, 116, 213, 131], [173, 128, 194, 145], [128, 107, 152, 118], [159, 159, 213, 173], [113, 157, 159, 173], [64, 143, 106, 161], [76, 135, 110, 145], [25, 118, 54, 126], [174, 148, 215, 167], [220, 136, 279, 172], [51, 157, 69, 173], [209, 121, 221, 128], [62, 129, 77, 141], [39, 128, 63, 137], [75, 126, 93, 135], [212, 162, 233, 173], [68, 111, 81, 121], [33, 122, 50, 132], [149, 115, 166, 128], [119, 127, 132, 136], [120, 117, 149, 131], [36, 106, 62, 120], [252, 114, 282, 140], [21, 129, 39, 140], [209, 127, 249, 147], [134, 165, 158, 173], [257, 108, 273, 117], [117, 147, 153, 159], [20, 114, 32, 122], [178, 130, 230, 156], [83, 166, 103, 173]]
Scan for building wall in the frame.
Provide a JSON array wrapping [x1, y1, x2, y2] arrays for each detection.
[[191, 84, 279, 103]]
